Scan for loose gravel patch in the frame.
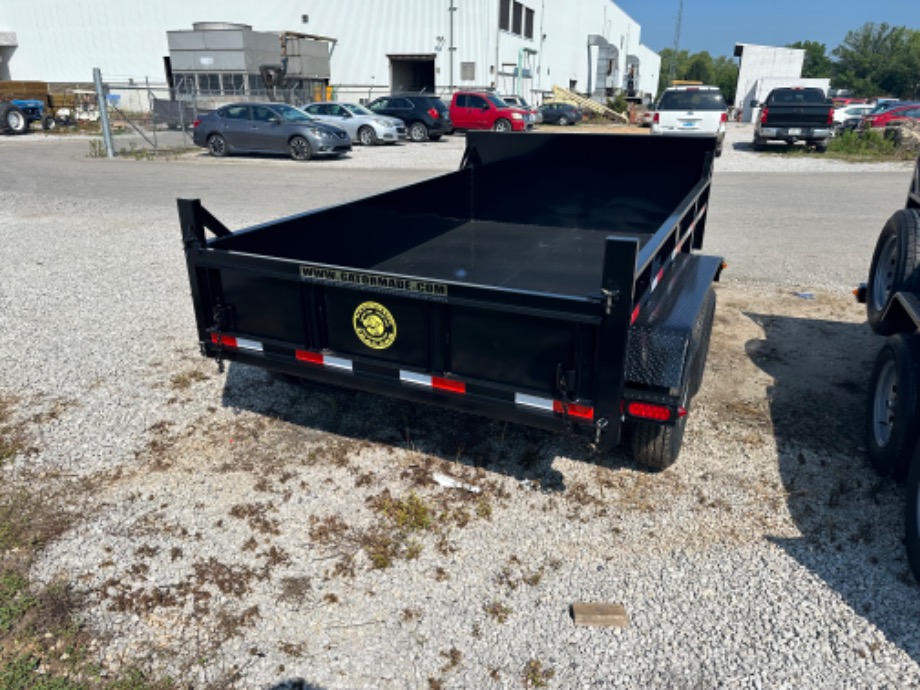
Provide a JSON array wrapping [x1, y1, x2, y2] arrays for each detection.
[[2, 133, 920, 689]]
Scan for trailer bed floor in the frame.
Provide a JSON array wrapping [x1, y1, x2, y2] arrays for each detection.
[[372, 220, 651, 298]]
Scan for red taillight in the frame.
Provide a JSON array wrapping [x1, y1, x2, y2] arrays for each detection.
[[192, 119, 201, 129], [625, 401, 686, 422], [552, 400, 595, 421], [653, 112, 660, 124], [826, 107, 834, 125], [760, 106, 768, 124], [720, 112, 728, 124], [211, 333, 237, 348], [428, 107, 440, 119]]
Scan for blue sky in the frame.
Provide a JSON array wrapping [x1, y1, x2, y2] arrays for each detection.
[[614, 0, 920, 58]]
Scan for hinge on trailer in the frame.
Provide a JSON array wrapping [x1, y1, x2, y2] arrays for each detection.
[[556, 363, 577, 401], [207, 304, 233, 374], [600, 288, 620, 315]]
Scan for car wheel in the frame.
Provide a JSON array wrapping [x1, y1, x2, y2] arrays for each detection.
[[493, 118, 512, 132], [357, 125, 377, 146], [289, 135, 312, 161], [207, 133, 228, 157], [815, 141, 828, 153], [558, 115, 569, 126], [867, 209, 920, 334], [866, 333, 920, 478], [409, 122, 428, 142]]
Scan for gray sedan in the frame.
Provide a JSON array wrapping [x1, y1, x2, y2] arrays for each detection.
[[302, 101, 407, 145], [192, 102, 352, 161]]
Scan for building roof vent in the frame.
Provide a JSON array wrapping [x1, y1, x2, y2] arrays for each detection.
[[191, 22, 252, 31]]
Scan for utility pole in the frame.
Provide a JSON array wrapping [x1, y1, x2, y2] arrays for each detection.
[[668, 0, 683, 85]]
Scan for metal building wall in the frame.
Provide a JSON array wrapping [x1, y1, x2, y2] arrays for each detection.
[[734, 44, 806, 116], [0, 0, 656, 103]]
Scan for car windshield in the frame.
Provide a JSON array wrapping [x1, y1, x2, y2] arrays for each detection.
[[343, 103, 374, 116], [487, 95, 508, 108], [275, 104, 314, 122], [658, 90, 726, 111]]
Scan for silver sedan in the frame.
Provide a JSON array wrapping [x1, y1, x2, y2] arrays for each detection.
[[302, 102, 407, 145]]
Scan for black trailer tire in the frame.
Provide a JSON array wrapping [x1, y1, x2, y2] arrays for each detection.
[[904, 441, 920, 581], [42, 115, 56, 131], [866, 209, 920, 335], [866, 333, 920, 478], [3, 104, 28, 134], [631, 413, 688, 473], [409, 122, 428, 142], [357, 125, 377, 146], [493, 118, 512, 132], [207, 133, 228, 158], [289, 135, 312, 161]]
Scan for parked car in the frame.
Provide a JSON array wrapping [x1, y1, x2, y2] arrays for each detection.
[[301, 101, 406, 145], [192, 102, 351, 161], [863, 103, 920, 130], [500, 94, 542, 124], [651, 85, 728, 156], [833, 103, 874, 126], [539, 102, 582, 126], [366, 94, 451, 142], [449, 91, 530, 132]]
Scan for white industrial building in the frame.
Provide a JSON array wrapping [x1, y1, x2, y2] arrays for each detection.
[[0, 0, 660, 107]]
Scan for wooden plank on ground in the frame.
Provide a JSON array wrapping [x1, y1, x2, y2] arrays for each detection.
[[571, 602, 628, 628]]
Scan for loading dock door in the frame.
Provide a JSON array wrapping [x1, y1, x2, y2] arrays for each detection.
[[388, 54, 435, 93]]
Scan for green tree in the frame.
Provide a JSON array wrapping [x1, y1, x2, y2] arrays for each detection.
[[832, 23, 920, 98], [654, 49, 737, 104], [786, 40, 833, 77]]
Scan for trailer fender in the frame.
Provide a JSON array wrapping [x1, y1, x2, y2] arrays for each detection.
[[624, 254, 723, 393]]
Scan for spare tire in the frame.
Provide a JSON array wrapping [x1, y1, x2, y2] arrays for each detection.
[[867, 209, 920, 334]]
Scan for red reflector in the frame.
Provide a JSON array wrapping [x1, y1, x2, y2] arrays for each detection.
[[631, 305, 641, 325], [428, 107, 440, 119], [432, 377, 466, 394], [211, 333, 237, 348], [295, 350, 324, 365], [626, 401, 672, 422], [552, 400, 595, 421], [720, 112, 728, 123]]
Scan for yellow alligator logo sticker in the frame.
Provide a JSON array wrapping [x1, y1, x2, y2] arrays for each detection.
[[353, 301, 397, 350]]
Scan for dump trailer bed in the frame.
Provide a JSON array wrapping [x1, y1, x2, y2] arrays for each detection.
[[180, 132, 723, 470]]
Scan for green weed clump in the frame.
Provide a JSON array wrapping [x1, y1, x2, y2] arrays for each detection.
[[828, 128, 898, 157]]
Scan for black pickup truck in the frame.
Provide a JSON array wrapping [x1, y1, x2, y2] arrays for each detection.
[[751, 87, 834, 152], [858, 151, 920, 578], [179, 132, 724, 471]]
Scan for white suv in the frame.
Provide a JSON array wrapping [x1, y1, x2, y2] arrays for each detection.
[[650, 85, 728, 156]]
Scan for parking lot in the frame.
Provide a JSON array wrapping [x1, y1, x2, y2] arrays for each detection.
[[2, 123, 919, 688]]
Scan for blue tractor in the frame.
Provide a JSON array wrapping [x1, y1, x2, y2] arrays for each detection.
[[0, 98, 53, 134]]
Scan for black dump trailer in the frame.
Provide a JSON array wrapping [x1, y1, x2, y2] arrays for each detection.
[[859, 152, 920, 577], [179, 132, 723, 470]]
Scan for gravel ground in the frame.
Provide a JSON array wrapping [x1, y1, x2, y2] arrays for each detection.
[[2, 125, 920, 689]]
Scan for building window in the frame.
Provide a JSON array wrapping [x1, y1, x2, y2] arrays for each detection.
[[499, 0, 510, 31], [198, 73, 220, 94], [524, 9, 534, 39], [512, 2, 523, 34], [460, 62, 475, 81]]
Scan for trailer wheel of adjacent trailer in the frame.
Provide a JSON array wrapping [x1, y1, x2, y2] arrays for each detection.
[[866, 333, 920, 477], [1, 103, 28, 134], [867, 209, 920, 334], [409, 122, 428, 142], [904, 440, 920, 581], [207, 133, 228, 158], [358, 125, 377, 146], [493, 119, 512, 132], [289, 136, 313, 161]]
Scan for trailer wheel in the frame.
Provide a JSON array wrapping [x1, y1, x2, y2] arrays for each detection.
[[631, 413, 687, 473], [904, 441, 920, 581], [289, 135, 312, 161], [2, 104, 28, 134], [207, 133, 228, 157], [357, 125, 377, 146], [866, 333, 920, 478], [867, 209, 920, 334]]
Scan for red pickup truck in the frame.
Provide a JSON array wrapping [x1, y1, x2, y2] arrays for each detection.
[[449, 91, 530, 132]]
